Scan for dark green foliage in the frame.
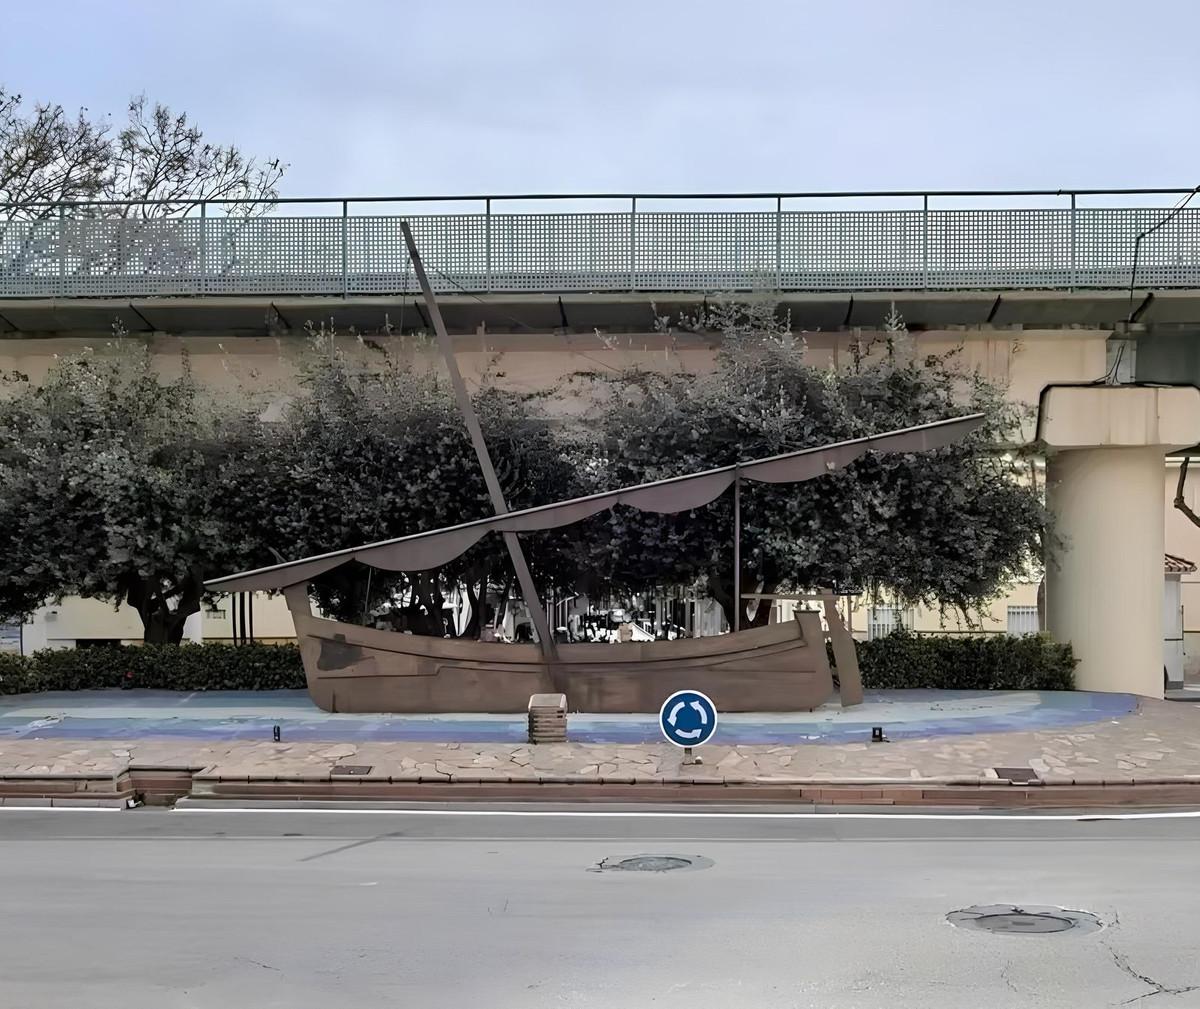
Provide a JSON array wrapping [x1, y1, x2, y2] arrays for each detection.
[[0, 348, 264, 643], [577, 302, 1048, 627], [854, 630, 1076, 691], [0, 633, 1073, 696], [0, 303, 1049, 644], [0, 643, 304, 695], [0, 652, 29, 692]]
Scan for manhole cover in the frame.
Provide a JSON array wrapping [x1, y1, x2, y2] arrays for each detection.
[[947, 904, 1103, 936], [330, 764, 373, 776], [993, 766, 1040, 783], [614, 856, 692, 872], [594, 854, 713, 873]]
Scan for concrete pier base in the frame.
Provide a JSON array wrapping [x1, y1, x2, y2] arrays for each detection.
[[1041, 385, 1200, 697]]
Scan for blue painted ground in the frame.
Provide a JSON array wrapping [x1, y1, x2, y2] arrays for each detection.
[[0, 689, 1137, 745]]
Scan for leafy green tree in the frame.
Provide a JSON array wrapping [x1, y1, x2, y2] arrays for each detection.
[[0, 308, 1046, 645], [576, 301, 1047, 627], [226, 339, 585, 631], [0, 347, 258, 642]]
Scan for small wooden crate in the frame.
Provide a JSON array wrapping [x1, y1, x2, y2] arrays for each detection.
[[528, 693, 568, 744]]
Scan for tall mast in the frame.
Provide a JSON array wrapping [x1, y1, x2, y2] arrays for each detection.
[[399, 223, 558, 659]]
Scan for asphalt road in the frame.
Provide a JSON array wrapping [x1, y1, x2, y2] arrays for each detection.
[[3, 806, 1200, 1008]]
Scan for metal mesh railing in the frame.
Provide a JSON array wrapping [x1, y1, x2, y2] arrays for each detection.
[[2, 193, 1198, 298]]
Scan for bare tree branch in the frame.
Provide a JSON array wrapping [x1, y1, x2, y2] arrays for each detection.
[[0, 89, 286, 221], [1174, 456, 1200, 529]]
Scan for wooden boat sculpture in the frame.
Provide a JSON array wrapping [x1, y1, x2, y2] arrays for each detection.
[[207, 414, 983, 714]]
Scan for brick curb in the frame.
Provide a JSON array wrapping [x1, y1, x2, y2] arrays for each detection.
[[185, 777, 1200, 808], [5, 766, 1200, 809]]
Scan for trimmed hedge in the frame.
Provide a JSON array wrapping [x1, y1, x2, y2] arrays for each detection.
[[0, 632, 1075, 696], [0, 643, 305, 695], [854, 629, 1076, 691]]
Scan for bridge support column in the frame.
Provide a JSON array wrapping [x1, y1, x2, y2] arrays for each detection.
[[1041, 386, 1200, 698]]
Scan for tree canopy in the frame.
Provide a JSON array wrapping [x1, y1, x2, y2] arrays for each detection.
[[574, 302, 1046, 626], [0, 307, 1047, 641], [219, 338, 586, 632], [0, 348, 258, 642], [0, 89, 285, 217]]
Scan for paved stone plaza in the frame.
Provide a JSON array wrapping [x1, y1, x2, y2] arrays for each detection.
[[1, 689, 1199, 786]]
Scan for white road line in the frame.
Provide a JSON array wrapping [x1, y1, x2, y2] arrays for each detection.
[[170, 807, 1200, 821]]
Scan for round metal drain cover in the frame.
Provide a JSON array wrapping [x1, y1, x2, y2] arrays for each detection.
[[947, 904, 1103, 936], [616, 856, 691, 872], [595, 854, 713, 873]]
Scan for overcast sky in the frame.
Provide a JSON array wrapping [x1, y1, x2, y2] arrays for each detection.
[[3, 0, 1198, 203]]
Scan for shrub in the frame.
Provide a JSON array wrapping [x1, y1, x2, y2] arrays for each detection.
[[854, 629, 1076, 691], [0, 643, 305, 695], [0, 632, 1075, 696], [0, 651, 32, 694]]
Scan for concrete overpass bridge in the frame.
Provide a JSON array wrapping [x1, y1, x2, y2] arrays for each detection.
[[1, 188, 1199, 343], [5, 188, 1200, 698]]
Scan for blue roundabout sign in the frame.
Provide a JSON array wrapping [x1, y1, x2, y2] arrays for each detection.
[[659, 689, 719, 748]]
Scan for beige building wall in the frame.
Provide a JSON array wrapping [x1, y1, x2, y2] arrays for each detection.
[[21, 597, 146, 650], [18, 593, 295, 652], [761, 583, 1040, 640], [199, 593, 297, 644], [0, 325, 1111, 409], [845, 583, 1041, 639]]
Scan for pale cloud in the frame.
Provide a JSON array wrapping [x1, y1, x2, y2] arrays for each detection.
[[1, 0, 1196, 200]]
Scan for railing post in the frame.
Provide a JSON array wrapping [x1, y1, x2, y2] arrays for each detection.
[[199, 201, 207, 295], [1069, 192, 1077, 291], [921, 194, 929, 289], [58, 205, 66, 296], [775, 195, 782, 290], [341, 199, 349, 298], [485, 197, 492, 293], [629, 196, 637, 291]]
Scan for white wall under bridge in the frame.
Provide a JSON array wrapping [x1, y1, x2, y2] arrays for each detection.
[[0, 325, 1110, 418]]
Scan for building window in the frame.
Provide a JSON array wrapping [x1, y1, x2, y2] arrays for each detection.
[[0, 622, 20, 654], [868, 607, 910, 640], [1007, 605, 1039, 636]]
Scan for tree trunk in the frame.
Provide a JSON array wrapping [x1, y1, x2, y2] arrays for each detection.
[[1175, 456, 1200, 529], [126, 571, 204, 645], [744, 582, 774, 629], [463, 577, 483, 640], [412, 572, 446, 636], [708, 568, 774, 630], [708, 569, 734, 630], [143, 608, 190, 645]]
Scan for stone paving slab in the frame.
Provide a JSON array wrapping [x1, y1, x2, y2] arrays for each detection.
[[1, 696, 1198, 786], [0, 688, 1137, 744]]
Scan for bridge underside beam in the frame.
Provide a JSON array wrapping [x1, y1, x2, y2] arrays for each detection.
[[3, 289, 1200, 337]]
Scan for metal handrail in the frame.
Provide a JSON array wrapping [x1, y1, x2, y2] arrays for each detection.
[[2, 188, 1198, 300], [1, 186, 1198, 211]]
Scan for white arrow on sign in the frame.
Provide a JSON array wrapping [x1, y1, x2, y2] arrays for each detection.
[[666, 699, 709, 740]]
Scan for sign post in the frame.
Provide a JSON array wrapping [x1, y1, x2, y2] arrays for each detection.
[[659, 689, 719, 765]]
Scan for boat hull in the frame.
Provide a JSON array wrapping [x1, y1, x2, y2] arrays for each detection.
[[286, 589, 836, 713]]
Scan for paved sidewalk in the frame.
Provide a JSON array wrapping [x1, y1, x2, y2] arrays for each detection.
[[2, 695, 1199, 785], [0, 688, 1136, 744]]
